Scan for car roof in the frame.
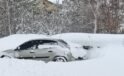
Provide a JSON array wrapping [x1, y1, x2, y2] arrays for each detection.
[[27, 38, 62, 42]]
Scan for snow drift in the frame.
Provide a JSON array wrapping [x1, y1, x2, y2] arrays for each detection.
[[0, 33, 124, 76], [52, 33, 124, 46]]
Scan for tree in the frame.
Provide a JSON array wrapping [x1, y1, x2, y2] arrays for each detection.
[[97, 0, 121, 33], [87, 0, 102, 33]]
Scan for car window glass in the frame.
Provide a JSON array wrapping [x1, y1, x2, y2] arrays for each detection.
[[37, 40, 58, 49], [42, 42, 57, 45], [38, 45, 51, 49], [18, 40, 38, 50], [58, 40, 69, 48], [16, 40, 64, 50], [58, 40, 68, 45]]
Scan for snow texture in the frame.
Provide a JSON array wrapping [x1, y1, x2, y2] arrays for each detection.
[[0, 33, 124, 76]]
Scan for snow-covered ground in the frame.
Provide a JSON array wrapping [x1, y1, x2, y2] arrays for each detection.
[[0, 33, 124, 76]]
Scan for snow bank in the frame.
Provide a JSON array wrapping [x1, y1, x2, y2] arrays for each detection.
[[0, 45, 124, 76], [52, 33, 124, 59], [52, 33, 124, 46], [0, 33, 124, 76]]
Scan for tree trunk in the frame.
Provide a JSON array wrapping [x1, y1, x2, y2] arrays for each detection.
[[6, 0, 12, 35]]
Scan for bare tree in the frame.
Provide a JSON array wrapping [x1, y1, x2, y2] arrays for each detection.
[[98, 0, 120, 33], [87, 0, 102, 33]]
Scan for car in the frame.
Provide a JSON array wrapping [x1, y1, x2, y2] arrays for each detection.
[[0, 38, 75, 62], [0, 38, 88, 62]]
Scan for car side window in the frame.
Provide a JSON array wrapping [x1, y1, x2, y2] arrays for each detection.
[[58, 40, 70, 48], [37, 40, 58, 49], [17, 40, 38, 50]]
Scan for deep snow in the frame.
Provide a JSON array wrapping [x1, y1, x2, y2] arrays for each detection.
[[0, 33, 124, 76], [52, 33, 124, 46]]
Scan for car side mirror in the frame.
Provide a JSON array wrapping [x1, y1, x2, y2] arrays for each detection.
[[83, 45, 93, 50]]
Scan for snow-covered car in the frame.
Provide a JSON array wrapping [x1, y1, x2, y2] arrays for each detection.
[[0, 39, 74, 62], [0, 38, 88, 62]]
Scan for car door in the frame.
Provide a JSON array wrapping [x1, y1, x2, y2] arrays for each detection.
[[34, 49, 51, 61], [17, 40, 37, 59], [18, 49, 35, 59], [34, 41, 56, 61]]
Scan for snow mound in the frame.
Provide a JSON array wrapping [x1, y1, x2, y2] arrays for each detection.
[[52, 33, 124, 46], [0, 33, 124, 76], [0, 45, 124, 76]]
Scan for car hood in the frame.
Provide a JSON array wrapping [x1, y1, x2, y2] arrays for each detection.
[[2, 49, 15, 53], [0, 49, 15, 57]]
